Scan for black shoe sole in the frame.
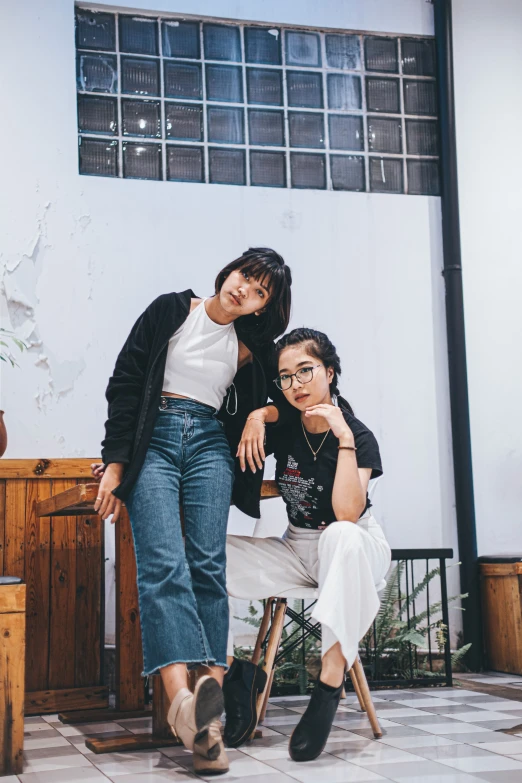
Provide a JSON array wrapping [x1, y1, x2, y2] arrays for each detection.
[[225, 666, 268, 748]]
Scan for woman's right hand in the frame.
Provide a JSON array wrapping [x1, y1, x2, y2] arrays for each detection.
[[94, 463, 124, 523]]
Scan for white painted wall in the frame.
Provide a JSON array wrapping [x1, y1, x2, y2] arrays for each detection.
[[0, 2, 462, 640], [453, 0, 522, 557]]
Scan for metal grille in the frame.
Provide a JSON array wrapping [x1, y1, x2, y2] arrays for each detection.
[[263, 548, 456, 694], [76, 6, 440, 195]]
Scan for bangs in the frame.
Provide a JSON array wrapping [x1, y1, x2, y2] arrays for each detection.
[[238, 257, 285, 298]]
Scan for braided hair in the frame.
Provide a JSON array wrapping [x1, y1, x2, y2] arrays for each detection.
[[275, 327, 354, 415]]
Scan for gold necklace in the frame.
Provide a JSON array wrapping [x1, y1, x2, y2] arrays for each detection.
[[301, 420, 330, 462]]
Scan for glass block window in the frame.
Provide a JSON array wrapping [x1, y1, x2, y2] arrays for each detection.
[[76, 7, 440, 193]]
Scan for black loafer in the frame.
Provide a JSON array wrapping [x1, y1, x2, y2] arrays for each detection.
[[223, 657, 267, 748], [289, 679, 343, 762]]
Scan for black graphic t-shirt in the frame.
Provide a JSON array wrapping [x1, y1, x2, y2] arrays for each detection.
[[269, 400, 382, 531]]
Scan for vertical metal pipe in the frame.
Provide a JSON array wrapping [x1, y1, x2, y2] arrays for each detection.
[[434, 0, 483, 670], [440, 558, 453, 685]]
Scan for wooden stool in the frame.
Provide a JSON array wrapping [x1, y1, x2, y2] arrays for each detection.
[[0, 576, 26, 776], [252, 596, 382, 739]]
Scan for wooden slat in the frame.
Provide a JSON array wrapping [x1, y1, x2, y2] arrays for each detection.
[[0, 459, 100, 479], [25, 686, 109, 715], [4, 480, 27, 579], [86, 734, 179, 754], [0, 480, 5, 574], [25, 479, 52, 692], [0, 584, 26, 614], [0, 608, 25, 775], [261, 479, 279, 498], [116, 507, 144, 711], [480, 563, 522, 577], [37, 484, 100, 518], [48, 479, 77, 689], [58, 707, 151, 724], [152, 677, 172, 739], [75, 509, 103, 687]]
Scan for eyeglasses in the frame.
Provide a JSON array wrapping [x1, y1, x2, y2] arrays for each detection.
[[273, 364, 322, 391]]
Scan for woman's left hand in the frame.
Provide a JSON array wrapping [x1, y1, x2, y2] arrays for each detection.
[[304, 404, 354, 443]]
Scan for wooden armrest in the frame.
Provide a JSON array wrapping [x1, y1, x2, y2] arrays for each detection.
[[36, 483, 101, 517]]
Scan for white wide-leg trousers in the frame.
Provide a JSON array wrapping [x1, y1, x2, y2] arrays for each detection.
[[226, 516, 391, 669]]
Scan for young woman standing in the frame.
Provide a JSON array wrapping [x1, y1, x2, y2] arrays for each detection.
[[94, 249, 291, 775]]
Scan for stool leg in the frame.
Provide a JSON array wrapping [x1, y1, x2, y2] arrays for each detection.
[[252, 599, 287, 736], [348, 666, 366, 712], [352, 657, 382, 738], [252, 599, 273, 667]]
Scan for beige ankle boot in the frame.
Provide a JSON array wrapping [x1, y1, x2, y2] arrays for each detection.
[[193, 720, 229, 776], [167, 675, 223, 752]]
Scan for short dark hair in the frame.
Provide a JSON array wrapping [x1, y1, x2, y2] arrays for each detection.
[[275, 327, 354, 414], [215, 247, 292, 344]]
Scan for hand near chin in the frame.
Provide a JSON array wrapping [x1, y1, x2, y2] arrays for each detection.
[[304, 404, 353, 442]]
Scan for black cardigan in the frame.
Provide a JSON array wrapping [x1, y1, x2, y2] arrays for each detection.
[[101, 289, 285, 519]]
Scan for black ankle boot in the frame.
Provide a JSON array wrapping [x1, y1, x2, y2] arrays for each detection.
[[223, 658, 267, 748], [289, 679, 343, 762]]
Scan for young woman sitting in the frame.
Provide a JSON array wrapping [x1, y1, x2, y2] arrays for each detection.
[[223, 328, 391, 761]]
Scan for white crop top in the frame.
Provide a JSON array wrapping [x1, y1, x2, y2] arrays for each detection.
[[162, 299, 238, 411]]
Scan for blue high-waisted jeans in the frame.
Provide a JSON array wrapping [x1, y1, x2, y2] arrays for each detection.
[[126, 397, 235, 675]]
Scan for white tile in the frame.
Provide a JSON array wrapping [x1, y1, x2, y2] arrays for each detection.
[[374, 708, 430, 718], [24, 736, 72, 750], [446, 711, 521, 723], [41, 714, 60, 723], [437, 755, 522, 772], [94, 756, 181, 776], [105, 772, 198, 783], [19, 766, 108, 782], [200, 756, 281, 780], [236, 747, 290, 761], [57, 722, 126, 736], [466, 701, 522, 711], [378, 735, 462, 750], [409, 722, 487, 735], [392, 775, 487, 783], [264, 754, 388, 782]]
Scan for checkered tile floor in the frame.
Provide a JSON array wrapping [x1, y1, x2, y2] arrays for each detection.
[[11, 673, 522, 783]]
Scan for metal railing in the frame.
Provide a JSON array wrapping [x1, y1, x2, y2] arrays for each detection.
[[270, 548, 455, 693]]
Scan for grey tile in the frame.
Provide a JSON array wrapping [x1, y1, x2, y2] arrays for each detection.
[[417, 705, 492, 715], [392, 775, 489, 783], [472, 734, 522, 746], [22, 753, 94, 775], [440, 732, 508, 745], [438, 756, 522, 773], [391, 714, 464, 726], [472, 721, 522, 731], [24, 745, 83, 761], [23, 728, 62, 739], [413, 745, 502, 761], [474, 772, 522, 783], [330, 743, 424, 766], [349, 726, 432, 739]]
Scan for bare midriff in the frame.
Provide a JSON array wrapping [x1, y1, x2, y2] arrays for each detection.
[[161, 391, 192, 399]]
